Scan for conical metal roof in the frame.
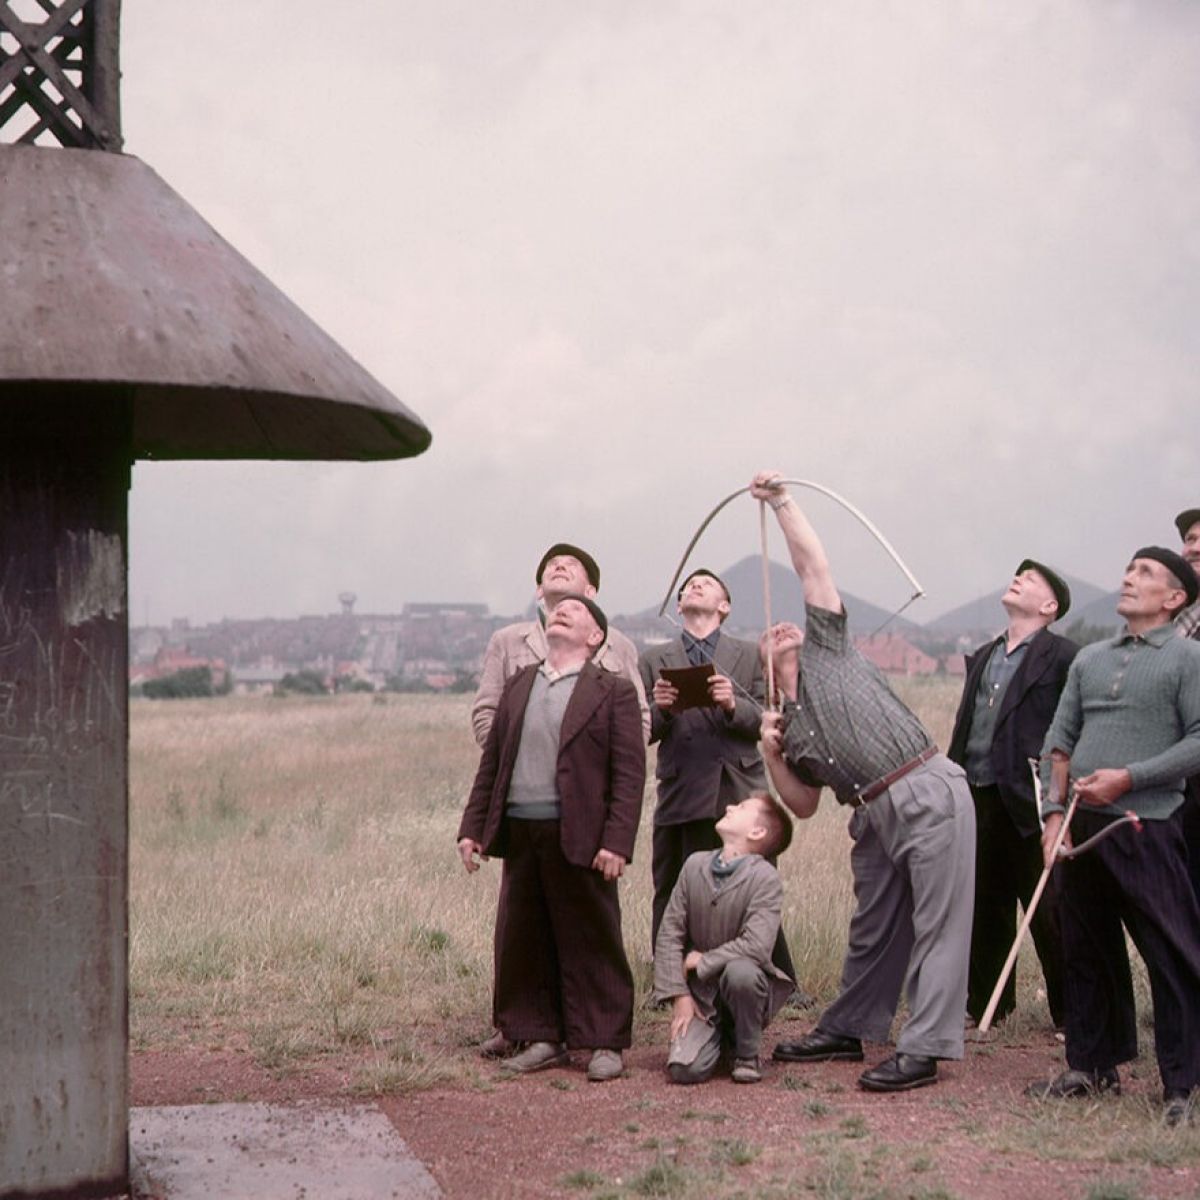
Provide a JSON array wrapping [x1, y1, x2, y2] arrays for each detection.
[[0, 144, 431, 460]]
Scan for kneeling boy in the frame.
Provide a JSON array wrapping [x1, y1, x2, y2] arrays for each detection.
[[654, 793, 794, 1084]]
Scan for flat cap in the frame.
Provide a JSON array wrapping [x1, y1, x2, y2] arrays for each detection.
[[1174, 509, 1200, 540], [536, 543, 600, 589], [1132, 546, 1199, 608], [1016, 559, 1071, 620]]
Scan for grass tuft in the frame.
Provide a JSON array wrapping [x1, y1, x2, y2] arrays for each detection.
[[709, 1137, 758, 1167], [1085, 1183, 1142, 1200], [629, 1157, 689, 1197], [562, 1168, 608, 1190]]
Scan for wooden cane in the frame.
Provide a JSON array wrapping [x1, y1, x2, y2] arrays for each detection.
[[977, 786, 1079, 1034]]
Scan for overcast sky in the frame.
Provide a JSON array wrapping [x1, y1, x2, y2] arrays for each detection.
[[121, 0, 1200, 628]]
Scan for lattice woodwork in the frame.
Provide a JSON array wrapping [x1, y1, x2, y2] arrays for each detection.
[[0, 0, 121, 149]]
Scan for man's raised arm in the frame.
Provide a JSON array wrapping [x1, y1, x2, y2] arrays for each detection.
[[750, 471, 841, 613]]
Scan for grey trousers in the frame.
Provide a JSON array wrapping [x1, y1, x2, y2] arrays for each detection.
[[819, 754, 975, 1060], [667, 959, 771, 1084]]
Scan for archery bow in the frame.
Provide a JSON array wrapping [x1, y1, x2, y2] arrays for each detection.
[[657, 478, 926, 638]]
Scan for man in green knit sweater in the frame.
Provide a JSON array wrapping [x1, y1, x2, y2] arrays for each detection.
[[1030, 547, 1200, 1126]]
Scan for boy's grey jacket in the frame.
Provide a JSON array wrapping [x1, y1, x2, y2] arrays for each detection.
[[653, 851, 794, 1018]]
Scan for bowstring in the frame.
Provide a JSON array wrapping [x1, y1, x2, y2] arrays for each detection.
[[658, 480, 926, 695], [760, 498, 776, 712]]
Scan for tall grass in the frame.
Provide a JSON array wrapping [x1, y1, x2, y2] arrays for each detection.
[[128, 679, 1045, 1082]]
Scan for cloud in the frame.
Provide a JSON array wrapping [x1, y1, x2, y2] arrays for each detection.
[[123, 0, 1200, 625]]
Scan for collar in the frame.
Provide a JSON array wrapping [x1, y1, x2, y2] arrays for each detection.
[[1113, 622, 1177, 648], [539, 661, 584, 683], [1002, 629, 1037, 654], [711, 849, 749, 879], [682, 627, 721, 660]]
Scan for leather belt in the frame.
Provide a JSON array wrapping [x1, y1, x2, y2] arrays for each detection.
[[847, 746, 938, 808]]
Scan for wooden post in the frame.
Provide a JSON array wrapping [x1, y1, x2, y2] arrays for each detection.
[[0, 387, 132, 1199], [1, 7, 429, 1194]]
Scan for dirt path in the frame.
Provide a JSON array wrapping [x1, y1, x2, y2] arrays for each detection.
[[131, 1018, 1200, 1199]]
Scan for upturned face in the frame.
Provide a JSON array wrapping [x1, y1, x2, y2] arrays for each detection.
[[545, 597, 603, 651], [1116, 557, 1188, 621], [759, 621, 804, 667], [1001, 568, 1057, 620], [715, 796, 768, 843], [678, 573, 730, 620], [539, 555, 594, 602]]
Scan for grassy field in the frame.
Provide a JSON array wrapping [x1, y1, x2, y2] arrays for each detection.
[[129, 676, 1017, 1083], [129, 682, 1200, 1197]]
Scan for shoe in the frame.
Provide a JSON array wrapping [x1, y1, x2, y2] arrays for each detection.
[[731, 1056, 762, 1084], [501, 1040, 568, 1074], [1164, 1089, 1194, 1128], [1025, 1067, 1120, 1099], [587, 1048, 624, 1082], [858, 1053, 937, 1093], [772, 1029, 864, 1063], [478, 1030, 518, 1059]]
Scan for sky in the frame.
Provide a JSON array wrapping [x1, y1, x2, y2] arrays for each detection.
[[119, 0, 1200, 627]]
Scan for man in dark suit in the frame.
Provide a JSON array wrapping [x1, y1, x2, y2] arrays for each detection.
[[948, 559, 1077, 1028], [640, 569, 769, 951], [457, 594, 646, 1082]]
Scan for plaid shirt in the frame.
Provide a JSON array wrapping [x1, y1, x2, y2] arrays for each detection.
[[781, 605, 932, 805], [1176, 601, 1200, 642]]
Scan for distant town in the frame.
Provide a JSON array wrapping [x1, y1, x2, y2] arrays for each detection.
[[130, 558, 1122, 698]]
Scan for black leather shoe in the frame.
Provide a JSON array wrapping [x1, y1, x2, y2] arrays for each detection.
[[772, 1029, 863, 1063], [858, 1053, 937, 1092], [1025, 1067, 1120, 1099]]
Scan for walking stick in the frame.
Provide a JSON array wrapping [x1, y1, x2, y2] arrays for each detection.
[[977, 764, 1078, 1034]]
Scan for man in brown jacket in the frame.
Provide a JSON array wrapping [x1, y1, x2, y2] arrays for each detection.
[[458, 595, 646, 1082]]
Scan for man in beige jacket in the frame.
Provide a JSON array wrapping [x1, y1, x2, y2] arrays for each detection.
[[470, 542, 649, 748]]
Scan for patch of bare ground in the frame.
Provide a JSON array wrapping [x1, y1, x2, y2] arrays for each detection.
[[132, 1015, 1200, 1200]]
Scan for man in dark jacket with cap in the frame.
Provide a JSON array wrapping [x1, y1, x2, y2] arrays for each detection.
[[948, 560, 1076, 1028]]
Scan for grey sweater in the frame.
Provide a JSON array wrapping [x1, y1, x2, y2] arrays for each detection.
[[1040, 622, 1200, 821]]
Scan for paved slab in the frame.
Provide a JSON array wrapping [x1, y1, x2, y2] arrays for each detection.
[[130, 1103, 441, 1199]]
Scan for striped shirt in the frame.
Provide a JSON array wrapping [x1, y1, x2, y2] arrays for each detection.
[[781, 605, 932, 805]]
